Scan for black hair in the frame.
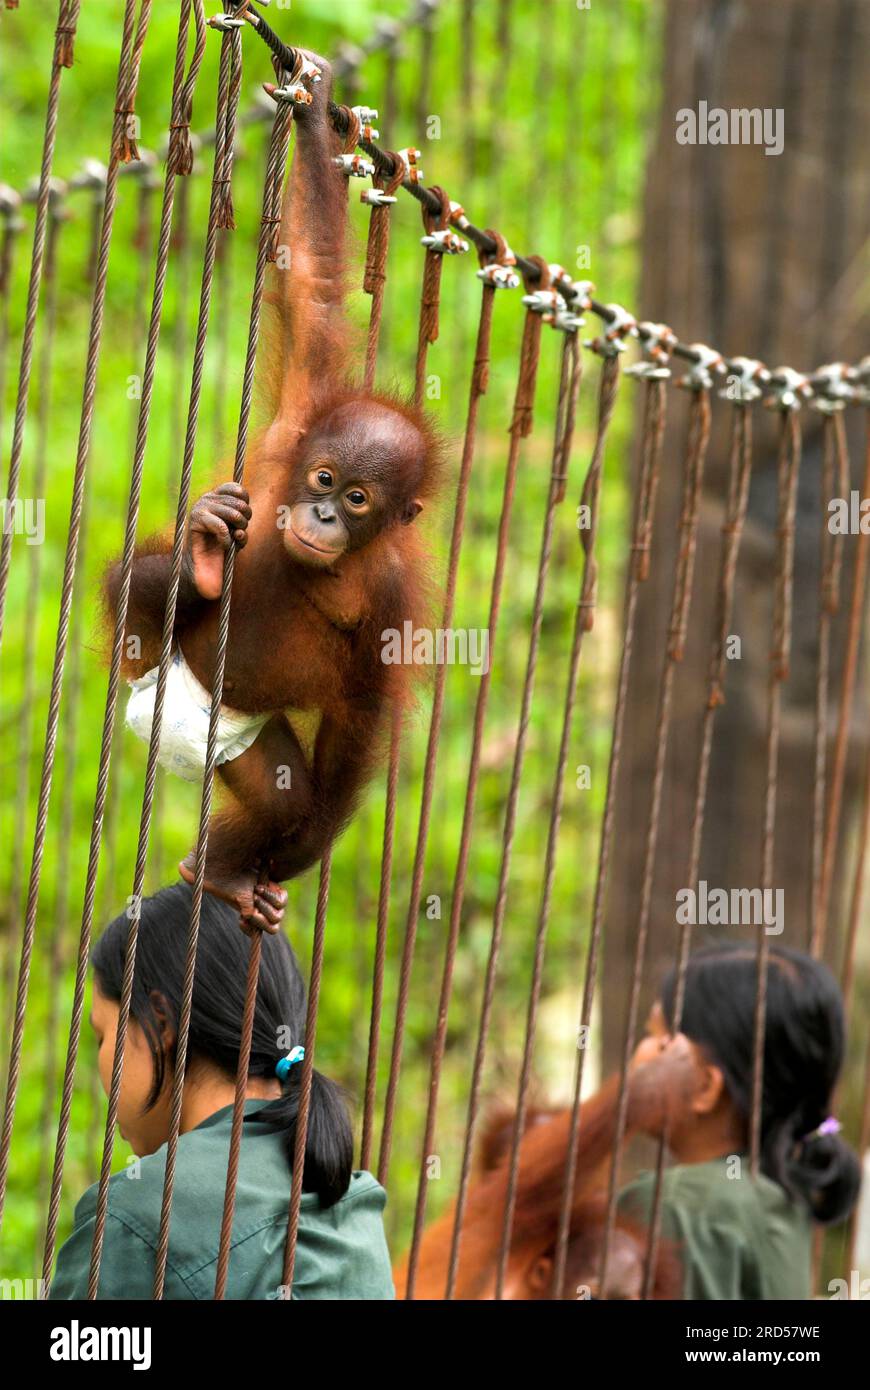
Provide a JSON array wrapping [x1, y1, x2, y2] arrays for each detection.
[[660, 942, 861, 1225], [91, 880, 353, 1207]]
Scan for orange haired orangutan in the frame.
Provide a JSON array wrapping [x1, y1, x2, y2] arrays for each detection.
[[105, 52, 442, 932], [394, 1049, 687, 1300]]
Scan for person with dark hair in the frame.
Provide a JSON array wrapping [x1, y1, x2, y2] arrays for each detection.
[[618, 941, 862, 1300], [48, 882, 394, 1300]]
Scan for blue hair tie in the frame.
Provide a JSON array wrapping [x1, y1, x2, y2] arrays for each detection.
[[275, 1045, 305, 1080]]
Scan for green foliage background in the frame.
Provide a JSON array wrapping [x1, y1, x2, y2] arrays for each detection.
[[0, 0, 659, 1277]]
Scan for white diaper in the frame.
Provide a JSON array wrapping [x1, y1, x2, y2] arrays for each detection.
[[126, 648, 270, 783]]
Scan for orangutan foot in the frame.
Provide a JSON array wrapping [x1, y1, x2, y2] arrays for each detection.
[[178, 852, 288, 934]]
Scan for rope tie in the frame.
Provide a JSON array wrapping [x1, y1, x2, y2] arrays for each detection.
[[511, 255, 550, 438], [362, 147, 405, 295], [167, 1, 208, 176], [214, 16, 244, 228], [110, 0, 153, 164], [55, 0, 79, 68], [261, 49, 295, 263], [413, 185, 451, 404], [470, 227, 510, 396], [418, 184, 451, 345], [337, 102, 361, 153], [361, 148, 406, 389]]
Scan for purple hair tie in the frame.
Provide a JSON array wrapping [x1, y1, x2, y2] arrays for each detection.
[[802, 1115, 841, 1142]]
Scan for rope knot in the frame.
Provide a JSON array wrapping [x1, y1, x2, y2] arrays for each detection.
[[113, 107, 140, 164]]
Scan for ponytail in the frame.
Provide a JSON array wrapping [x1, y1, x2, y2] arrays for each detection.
[[781, 1128, 861, 1227], [250, 1068, 353, 1208]]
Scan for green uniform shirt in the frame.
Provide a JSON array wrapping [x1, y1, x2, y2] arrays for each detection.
[[618, 1154, 813, 1300], [49, 1099, 395, 1301]]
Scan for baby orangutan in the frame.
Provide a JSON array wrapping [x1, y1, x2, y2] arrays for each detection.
[[394, 1039, 692, 1299], [106, 51, 441, 931]]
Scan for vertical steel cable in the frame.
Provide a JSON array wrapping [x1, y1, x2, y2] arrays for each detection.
[[640, 398, 755, 1298], [128, 169, 159, 456], [845, 1027, 870, 1276], [281, 847, 332, 1292], [33, 203, 93, 1246], [196, 62, 296, 1303], [81, 193, 118, 1194], [35, 493, 91, 1250], [551, 372, 668, 1296], [841, 749, 870, 1016], [374, 265, 498, 1181], [213, 927, 264, 1299], [840, 430, 870, 1014], [810, 408, 848, 956], [596, 385, 712, 1295], [0, 0, 81, 652], [0, 0, 153, 1236], [449, 333, 590, 1301], [149, 172, 194, 891], [818, 416, 870, 941], [170, 176, 193, 465], [211, 222, 232, 459], [37, 0, 206, 1288], [1, 193, 70, 1065], [359, 716, 400, 1170], [403, 265, 549, 1297], [126, 170, 160, 897], [1, 192, 66, 1092], [750, 409, 802, 1178], [822, 500, 870, 1285]]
